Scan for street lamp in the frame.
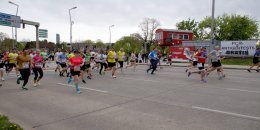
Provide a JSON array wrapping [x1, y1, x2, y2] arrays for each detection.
[[69, 6, 77, 50], [109, 25, 115, 44], [211, 0, 215, 44], [8, 1, 19, 49]]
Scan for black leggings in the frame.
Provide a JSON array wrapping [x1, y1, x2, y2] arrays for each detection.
[[33, 68, 43, 81], [99, 62, 108, 74], [19, 69, 31, 87]]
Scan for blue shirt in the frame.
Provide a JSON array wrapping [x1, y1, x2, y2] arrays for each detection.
[[59, 54, 67, 63], [254, 50, 260, 57], [149, 50, 158, 60]]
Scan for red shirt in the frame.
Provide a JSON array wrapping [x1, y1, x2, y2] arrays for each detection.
[[69, 57, 83, 71]]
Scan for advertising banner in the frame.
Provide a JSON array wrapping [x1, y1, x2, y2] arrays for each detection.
[[221, 40, 257, 56]]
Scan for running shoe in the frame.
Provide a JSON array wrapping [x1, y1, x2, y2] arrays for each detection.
[[82, 80, 86, 84], [87, 76, 92, 79], [185, 69, 188, 73], [67, 77, 73, 84], [112, 75, 117, 78], [76, 90, 81, 94], [1, 77, 4, 81], [218, 76, 222, 80], [256, 70, 259, 72], [17, 78, 20, 84], [37, 82, 41, 86], [188, 72, 191, 77], [22, 86, 28, 90], [247, 69, 251, 72], [201, 79, 207, 83], [222, 74, 226, 78]]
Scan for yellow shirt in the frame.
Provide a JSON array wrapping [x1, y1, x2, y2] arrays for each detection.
[[16, 55, 31, 69], [117, 51, 125, 61], [68, 53, 75, 59], [8, 53, 18, 63], [107, 51, 116, 63]]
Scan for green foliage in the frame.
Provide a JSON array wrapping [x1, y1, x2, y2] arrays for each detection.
[[0, 115, 23, 130], [176, 14, 259, 41], [221, 57, 252, 65], [114, 36, 143, 53], [176, 18, 200, 40]]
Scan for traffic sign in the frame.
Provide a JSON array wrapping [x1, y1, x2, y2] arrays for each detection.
[[0, 12, 21, 28], [39, 29, 48, 38]]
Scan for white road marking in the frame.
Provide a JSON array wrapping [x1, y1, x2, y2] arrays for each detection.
[[57, 83, 108, 93], [117, 77, 160, 82], [192, 106, 260, 121], [224, 88, 260, 94]]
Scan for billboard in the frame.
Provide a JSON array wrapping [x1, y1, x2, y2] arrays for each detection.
[[0, 12, 21, 28], [221, 40, 257, 56]]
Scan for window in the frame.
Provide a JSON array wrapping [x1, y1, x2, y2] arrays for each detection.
[[178, 34, 183, 39], [177, 34, 189, 40], [183, 34, 189, 40], [167, 33, 174, 39], [156, 32, 163, 40]]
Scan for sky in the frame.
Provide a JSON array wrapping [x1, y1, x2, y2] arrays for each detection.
[[0, 0, 259, 43]]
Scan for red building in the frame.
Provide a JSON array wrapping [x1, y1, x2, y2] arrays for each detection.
[[155, 29, 193, 46]]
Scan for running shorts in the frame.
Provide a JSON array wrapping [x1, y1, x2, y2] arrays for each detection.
[[60, 63, 67, 68], [9, 63, 16, 68], [118, 61, 124, 68], [108, 62, 116, 68], [253, 57, 259, 64], [70, 70, 81, 76]]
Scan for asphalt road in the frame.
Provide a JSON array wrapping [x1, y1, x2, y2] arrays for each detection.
[[0, 64, 260, 130]]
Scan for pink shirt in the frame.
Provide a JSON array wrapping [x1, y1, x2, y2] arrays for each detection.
[[33, 56, 44, 68]]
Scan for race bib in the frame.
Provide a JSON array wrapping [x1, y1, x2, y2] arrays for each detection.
[[197, 63, 203, 67], [61, 59, 66, 63], [74, 65, 81, 71], [23, 62, 30, 68], [35, 63, 42, 68]]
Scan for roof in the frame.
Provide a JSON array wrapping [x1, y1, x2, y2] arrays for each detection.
[[156, 29, 193, 33]]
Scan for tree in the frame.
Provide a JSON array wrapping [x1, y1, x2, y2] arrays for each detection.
[[95, 40, 106, 49], [176, 18, 200, 40], [177, 14, 259, 41], [139, 18, 160, 43], [199, 14, 259, 40], [114, 36, 143, 53]]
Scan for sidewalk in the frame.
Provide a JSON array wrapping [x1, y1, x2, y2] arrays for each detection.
[[137, 62, 253, 70]]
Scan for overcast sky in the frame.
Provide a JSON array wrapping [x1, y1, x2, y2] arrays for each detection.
[[0, 0, 259, 43]]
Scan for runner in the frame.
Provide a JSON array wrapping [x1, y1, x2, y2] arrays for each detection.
[[54, 49, 62, 73], [7, 49, 19, 76], [32, 50, 44, 86], [247, 47, 260, 72], [98, 50, 108, 75], [126, 52, 137, 71], [187, 47, 207, 83], [185, 48, 199, 72], [206, 46, 225, 80], [16, 49, 32, 90], [67, 50, 83, 94], [0, 50, 4, 81], [106, 47, 117, 78], [146, 48, 159, 75], [82, 49, 92, 80], [58, 50, 68, 77], [3, 51, 9, 73], [41, 49, 49, 68], [117, 48, 126, 72]]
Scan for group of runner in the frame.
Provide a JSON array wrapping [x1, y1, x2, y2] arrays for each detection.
[[0, 46, 259, 91]]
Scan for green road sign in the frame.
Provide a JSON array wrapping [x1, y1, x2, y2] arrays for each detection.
[[39, 29, 48, 38], [0, 12, 21, 28]]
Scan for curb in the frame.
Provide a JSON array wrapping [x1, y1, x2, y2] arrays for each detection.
[[136, 63, 253, 70]]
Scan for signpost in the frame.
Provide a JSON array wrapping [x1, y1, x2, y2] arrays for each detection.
[[39, 29, 48, 38], [0, 12, 21, 28]]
